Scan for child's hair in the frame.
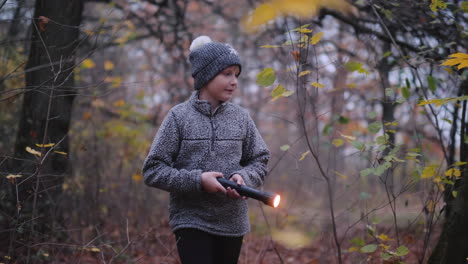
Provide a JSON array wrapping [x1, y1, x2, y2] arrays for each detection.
[[189, 36, 242, 90]]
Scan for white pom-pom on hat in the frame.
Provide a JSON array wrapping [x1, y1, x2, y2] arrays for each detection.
[[189, 36, 212, 52]]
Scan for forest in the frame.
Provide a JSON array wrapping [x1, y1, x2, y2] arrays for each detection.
[[0, 0, 468, 263]]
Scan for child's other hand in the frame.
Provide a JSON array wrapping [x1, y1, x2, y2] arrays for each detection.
[[227, 174, 248, 200], [201, 172, 226, 194]]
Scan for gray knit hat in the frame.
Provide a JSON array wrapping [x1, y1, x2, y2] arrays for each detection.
[[189, 36, 242, 90]]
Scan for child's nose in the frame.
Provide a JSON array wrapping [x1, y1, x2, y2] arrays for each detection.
[[230, 76, 238, 85]]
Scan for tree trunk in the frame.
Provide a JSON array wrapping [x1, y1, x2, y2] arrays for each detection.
[[428, 79, 468, 264], [1, 0, 83, 257]]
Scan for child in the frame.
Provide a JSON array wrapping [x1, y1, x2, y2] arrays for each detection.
[[142, 36, 270, 264]]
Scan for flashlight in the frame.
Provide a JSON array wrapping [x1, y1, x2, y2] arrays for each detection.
[[217, 178, 281, 208]]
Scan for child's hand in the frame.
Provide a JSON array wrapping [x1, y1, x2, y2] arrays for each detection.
[[201, 172, 226, 194], [227, 174, 248, 200]]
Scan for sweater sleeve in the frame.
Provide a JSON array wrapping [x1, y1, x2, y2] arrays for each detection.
[[142, 110, 202, 193], [230, 113, 270, 188]]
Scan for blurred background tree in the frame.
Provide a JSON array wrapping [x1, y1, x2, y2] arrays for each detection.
[[0, 0, 467, 263]]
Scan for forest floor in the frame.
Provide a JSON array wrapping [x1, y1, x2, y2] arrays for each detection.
[[39, 219, 432, 264]]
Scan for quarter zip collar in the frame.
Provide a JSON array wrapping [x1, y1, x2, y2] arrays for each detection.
[[190, 90, 227, 117]]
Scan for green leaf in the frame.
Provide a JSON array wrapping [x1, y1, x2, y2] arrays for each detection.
[[395, 245, 409, 256], [430, 0, 447, 12], [280, 145, 290, 151], [360, 168, 374, 177], [382, 51, 392, 58], [381, 252, 393, 260], [261, 45, 282, 48], [361, 244, 378, 253], [256, 68, 276, 87], [368, 122, 382, 134], [402, 86, 410, 99], [322, 124, 332, 135], [452, 191, 458, 198], [338, 116, 350, 124], [442, 118, 452, 124], [344, 61, 369, 74], [352, 141, 366, 151], [385, 88, 395, 97], [350, 237, 366, 247], [405, 78, 411, 89], [462, 2, 468, 12], [374, 162, 392, 176], [376, 134, 389, 145], [360, 192, 371, 200], [271, 84, 294, 101], [367, 111, 377, 119], [427, 75, 437, 93]]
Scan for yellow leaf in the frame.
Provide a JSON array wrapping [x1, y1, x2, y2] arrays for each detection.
[[6, 174, 22, 179], [348, 83, 357, 88], [379, 243, 390, 250], [426, 200, 436, 213], [91, 99, 105, 108], [140, 64, 150, 70], [299, 150, 310, 161], [298, 70, 311, 77], [310, 32, 324, 45], [104, 60, 114, 71], [449, 168, 461, 178], [132, 173, 143, 182], [113, 99, 125, 107], [26, 147, 42, 157], [297, 28, 312, 33], [348, 246, 360, 252], [114, 33, 131, 44], [332, 138, 344, 147], [54, 151, 67, 155], [333, 170, 347, 180], [89, 247, 101, 252], [271, 84, 294, 102], [430, 0, 447, 12], [441, 53, 468, 70], [311, 82, 324, 88], [82, 59, 95, 69], [377, 233, 393, 241], [35, 143, 55, 148], [83, 29, 94, 36], [242, 3, 277, 30], [260, 44, 282, 48], [111, 77, 122, 88], [82, 111, 92, 120], [124, 20, 135, 30], [421, 165, 438, 179], [454, 161, 468, 166], [339, 133, 356, 141], [444, 67, 454, 74], [242, 0, 353, 32]]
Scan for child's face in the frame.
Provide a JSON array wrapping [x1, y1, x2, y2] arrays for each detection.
[[202, 65, 240, 104]]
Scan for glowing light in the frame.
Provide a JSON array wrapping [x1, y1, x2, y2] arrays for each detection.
[[273, 195, 281, 208]]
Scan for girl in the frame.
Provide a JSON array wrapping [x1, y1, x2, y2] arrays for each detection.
[[142, 36, 270, 264]]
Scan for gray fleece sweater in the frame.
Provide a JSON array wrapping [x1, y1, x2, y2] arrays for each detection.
[[142, 91, 270, 237]]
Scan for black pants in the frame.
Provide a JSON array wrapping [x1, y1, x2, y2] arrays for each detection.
[[174, 228, 243, 264]]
